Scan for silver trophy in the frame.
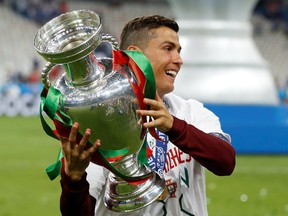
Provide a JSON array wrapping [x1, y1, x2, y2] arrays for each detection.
[[33, 10, 165, 212]]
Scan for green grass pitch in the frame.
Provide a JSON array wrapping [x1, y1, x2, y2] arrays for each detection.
[[0, 116, 287, 215]]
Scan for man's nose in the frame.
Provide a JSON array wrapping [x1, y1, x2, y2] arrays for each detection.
[[174, 52, 183, 65]]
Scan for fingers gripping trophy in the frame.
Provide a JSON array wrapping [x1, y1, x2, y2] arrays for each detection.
[[33, 10, 165, 212]]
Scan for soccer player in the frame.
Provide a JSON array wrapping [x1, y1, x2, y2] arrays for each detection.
[[59, 15, 236, 216]]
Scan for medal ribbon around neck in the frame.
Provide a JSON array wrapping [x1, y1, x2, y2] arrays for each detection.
[[146, 129, 169, 176]]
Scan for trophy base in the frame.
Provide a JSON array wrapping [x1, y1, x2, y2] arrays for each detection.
[[104, 171, 165, 212]]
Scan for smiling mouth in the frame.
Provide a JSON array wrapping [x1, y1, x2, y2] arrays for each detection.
[[165, 70, 177, 78]]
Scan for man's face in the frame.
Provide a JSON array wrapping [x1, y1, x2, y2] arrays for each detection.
[[142, 26, 183, 98]]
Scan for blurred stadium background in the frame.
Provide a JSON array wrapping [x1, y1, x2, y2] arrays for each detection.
[[0, 0, 288, 215], [1, 0, 288, 153]]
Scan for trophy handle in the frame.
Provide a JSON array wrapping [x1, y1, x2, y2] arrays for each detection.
[[40, 33, 117, 90], [101, 33, 119, 50], [41, 62, 56, 89]]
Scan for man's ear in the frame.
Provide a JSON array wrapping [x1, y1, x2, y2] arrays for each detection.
[[127, 45, 143, 52]]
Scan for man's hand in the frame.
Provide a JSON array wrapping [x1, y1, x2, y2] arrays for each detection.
[[59, 122, 100, 181], [136, 93, 173, 133]]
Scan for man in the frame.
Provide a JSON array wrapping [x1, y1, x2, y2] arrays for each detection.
[[59, 15, 236, 216]]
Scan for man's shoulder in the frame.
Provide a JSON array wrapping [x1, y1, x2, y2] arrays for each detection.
[[164, 93, 204, 107], [165, 93, 218, 121]]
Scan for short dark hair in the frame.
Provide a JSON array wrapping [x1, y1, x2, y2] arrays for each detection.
[[120, 15, 179, 50]]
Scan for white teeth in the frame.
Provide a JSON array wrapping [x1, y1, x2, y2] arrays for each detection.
[[166, 70, 177, 77]]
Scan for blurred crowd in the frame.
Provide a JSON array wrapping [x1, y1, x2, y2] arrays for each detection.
[[0, 58, 43, 116], [4, 0, 68, 25], [253, 0, 288, 35], [253, 0, 288, 103], [0, 0, 115, 116]]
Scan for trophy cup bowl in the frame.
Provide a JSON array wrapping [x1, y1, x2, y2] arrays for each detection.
[[33, 10, 165, 212]]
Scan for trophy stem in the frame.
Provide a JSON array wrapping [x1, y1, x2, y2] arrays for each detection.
[[111, 154, 144, 176], [104, 154, 165, 212], [104, 171, 165, 212], [62, 52, 104, 86]]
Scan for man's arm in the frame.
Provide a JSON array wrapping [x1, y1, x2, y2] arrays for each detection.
[[60, 170, 96, 216], [136, 95, 236, 176], [166, 116, 236, 176], [58, 122, 100, 216]]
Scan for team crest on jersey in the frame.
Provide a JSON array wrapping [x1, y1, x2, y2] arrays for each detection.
[[165, 179, 177, 198]]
